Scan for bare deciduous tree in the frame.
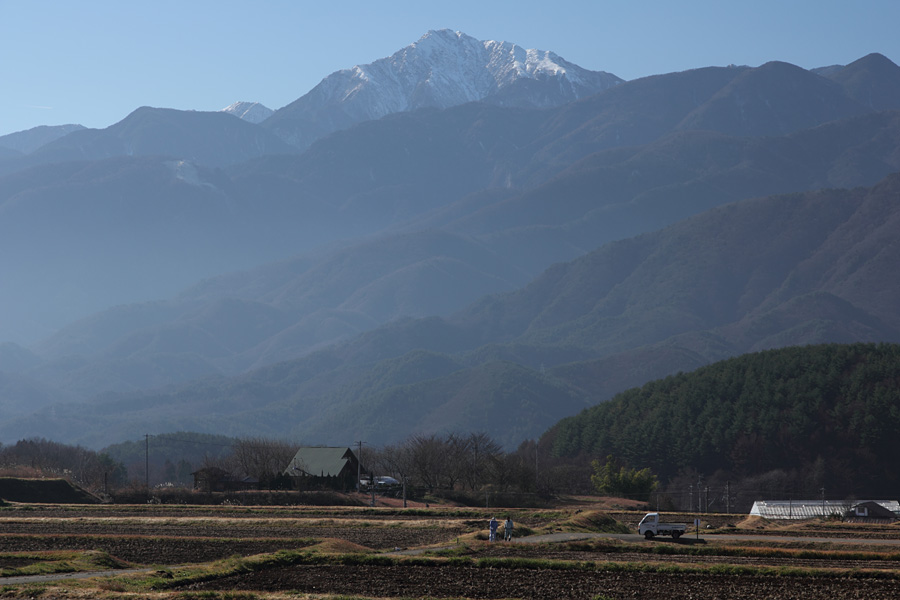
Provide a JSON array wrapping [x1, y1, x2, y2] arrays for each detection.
[[231, 437, 298, 489], [462, 432, 504, 490], [385, 432, 505, 491], [406, 434, 448, 491]]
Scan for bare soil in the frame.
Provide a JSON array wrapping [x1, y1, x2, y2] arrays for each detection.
[[0, 521, 458, 553], [188, 563, 900, 599], [0, 534, 313, 564], [474, 542, 900, 571]]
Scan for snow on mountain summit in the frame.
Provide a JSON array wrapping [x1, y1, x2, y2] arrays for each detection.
[[263, 30, 622, 149], [221, 101, 274, 124]]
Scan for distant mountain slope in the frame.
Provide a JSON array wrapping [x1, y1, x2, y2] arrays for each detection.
[[675, 60, 867, 136], [10, 103, 900, 393], [545, 343, 900, 496], [23, 108, 900, 390], [454, 173, 900, 354], [0, 147, 21, 160], [263, 29, 622, 149], [32, 230, 532, 386], [825, 52, 900, 110], [7, 173, 900, 449], [0, 124, 85, 154], [440, 109, 900, 268], [0, 156, 257, 341], [31, 107, 298, 167], [0, 101, 546, 342]]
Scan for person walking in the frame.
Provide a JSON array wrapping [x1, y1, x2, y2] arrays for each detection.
[[504, 516, 514, 541], [489, 516, 499, 541]]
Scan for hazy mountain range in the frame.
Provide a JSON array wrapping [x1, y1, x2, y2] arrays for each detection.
[[0, 31, 898, 449]]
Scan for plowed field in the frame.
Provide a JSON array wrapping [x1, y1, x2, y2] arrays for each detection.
[[188, 563, 900, 599], [3, 503, 900, 599]]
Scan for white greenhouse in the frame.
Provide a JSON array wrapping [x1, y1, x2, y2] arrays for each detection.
[[749, 499, 900, 520]]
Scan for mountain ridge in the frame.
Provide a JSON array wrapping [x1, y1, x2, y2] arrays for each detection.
[[32, 106, 298, 167]]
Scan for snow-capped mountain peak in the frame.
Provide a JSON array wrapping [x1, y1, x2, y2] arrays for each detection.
[[263, 30, 622, 149]]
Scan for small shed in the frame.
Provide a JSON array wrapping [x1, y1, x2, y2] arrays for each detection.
[[283, 447, 361, 491]]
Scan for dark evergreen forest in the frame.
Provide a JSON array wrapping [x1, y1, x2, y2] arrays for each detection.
[[547, 343, 900, 498]]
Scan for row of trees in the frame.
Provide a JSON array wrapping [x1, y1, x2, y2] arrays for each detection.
[[373, 432, 522, 492], [0, 432, 583, 499], [2, 435, 836, 513], [0, 439, 127, 493]]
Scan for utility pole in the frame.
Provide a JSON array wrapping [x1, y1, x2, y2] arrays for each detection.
[[697, 475, 703, 513], [355, 441, 364, 493], [726, 481, 730, 514], [145, 434, 150, 497]]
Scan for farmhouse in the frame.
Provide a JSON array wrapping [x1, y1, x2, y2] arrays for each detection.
[[191, 467, 258, 492], [283, 447, 362, 491], [750, 499, 900, 521]]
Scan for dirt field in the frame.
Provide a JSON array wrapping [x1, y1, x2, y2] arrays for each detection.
[[189, 563, 900, 599], [2, 502, 900, 599]]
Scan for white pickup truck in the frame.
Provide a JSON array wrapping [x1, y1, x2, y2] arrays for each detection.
[[638, 512, 687, 539]]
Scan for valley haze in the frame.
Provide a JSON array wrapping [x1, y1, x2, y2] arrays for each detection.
[[1, 27, 899, 457]]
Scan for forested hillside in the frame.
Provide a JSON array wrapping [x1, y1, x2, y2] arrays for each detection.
[[546, 343, 900, 497]]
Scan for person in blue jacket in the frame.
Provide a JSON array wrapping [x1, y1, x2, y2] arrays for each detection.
[[489, 516, 499, 541]]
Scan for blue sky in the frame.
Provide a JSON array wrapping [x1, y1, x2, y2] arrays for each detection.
[[2, 0, 898, 137]]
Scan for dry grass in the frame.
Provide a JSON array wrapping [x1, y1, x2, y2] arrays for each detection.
[[307, 539, 373, 554], [735, 515, 781, 529], [566, 510, 632, 533]]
